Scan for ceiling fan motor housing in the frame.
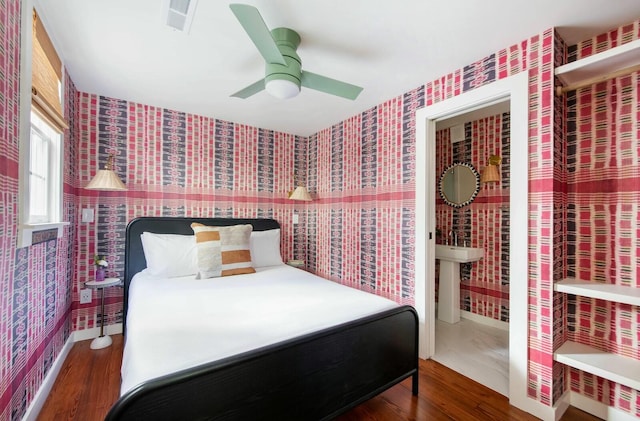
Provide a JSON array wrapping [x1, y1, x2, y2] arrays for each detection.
[[265, 27, 302, 89], [229, 4, 363, 100]]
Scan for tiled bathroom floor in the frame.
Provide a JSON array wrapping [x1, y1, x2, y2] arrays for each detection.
[[432, 318, 509, 396]]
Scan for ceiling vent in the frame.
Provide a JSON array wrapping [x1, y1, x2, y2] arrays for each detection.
[[162, 0, 198, 33]]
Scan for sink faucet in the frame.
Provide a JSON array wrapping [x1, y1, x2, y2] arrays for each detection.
[[448, 230, 458, 246]]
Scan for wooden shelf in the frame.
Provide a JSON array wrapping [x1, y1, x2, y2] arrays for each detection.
[[555, 38, 640, 85], [555, 341, 640, 391], [555, 278, 640, 307]]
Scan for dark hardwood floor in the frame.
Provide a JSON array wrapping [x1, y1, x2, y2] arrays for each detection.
[[38, 335, 599, 420]]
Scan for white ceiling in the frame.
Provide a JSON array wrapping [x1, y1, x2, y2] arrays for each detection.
[[37, 0, 640, 136]]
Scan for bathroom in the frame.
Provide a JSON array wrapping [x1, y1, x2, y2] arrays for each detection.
[[433, 104, 511, 396]]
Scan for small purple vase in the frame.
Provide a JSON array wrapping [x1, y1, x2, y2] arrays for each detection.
[[95, 266, 106, 282]]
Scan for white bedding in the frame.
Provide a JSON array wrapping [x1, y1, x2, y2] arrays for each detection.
[[121, 264, 398, 395]]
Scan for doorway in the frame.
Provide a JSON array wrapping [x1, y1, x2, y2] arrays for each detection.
[[414, 72, 536, 412], [432, 101, 511, 395]]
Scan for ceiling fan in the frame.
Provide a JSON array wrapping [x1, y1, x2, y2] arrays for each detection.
[[229, 4, 364, 100]]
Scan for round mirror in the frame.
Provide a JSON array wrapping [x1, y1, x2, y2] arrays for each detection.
[[439, 162, 480, 208]]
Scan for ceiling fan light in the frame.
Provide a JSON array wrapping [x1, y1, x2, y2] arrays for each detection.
[[265, 79, 300, 99]]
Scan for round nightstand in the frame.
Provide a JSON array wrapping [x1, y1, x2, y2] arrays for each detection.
[[85, 277, 122, 350]]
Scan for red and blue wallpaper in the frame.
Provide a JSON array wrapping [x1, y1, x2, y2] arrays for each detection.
[[306, 29, 560, 407], [564, 20, 640, 416], [1, 0, 639, 416], [305, 94, 418, 303], [435, 113, 511, 323], [0, 1, 77, 419], [73, 95, 308, 331]]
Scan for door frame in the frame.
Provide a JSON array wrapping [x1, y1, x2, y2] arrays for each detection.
[[414, 72, 553, 418]]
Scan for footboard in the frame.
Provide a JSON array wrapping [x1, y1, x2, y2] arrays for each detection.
[[106, 305, 418, 421]]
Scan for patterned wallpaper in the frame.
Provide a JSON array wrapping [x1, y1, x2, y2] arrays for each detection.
[[0, 1, 77, 419], [305, 95, 417, 303], [413, 34, 562, 407], [564, 21, 640, 416], [435, 113, 511, 322], [552, 28, 569, 405], [72, 94, 308, 331], [308, 29, 560, 406], [68, 28, 560, 409], [0, 5, 553, 417], [1, 0, 638, 416]]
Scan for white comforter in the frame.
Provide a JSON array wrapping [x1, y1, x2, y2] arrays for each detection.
[[121, 264, 398, 395]]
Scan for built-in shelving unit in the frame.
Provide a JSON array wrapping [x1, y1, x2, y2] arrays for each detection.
[[555, 278, 640, 307], [555, 38, 640, 95], [554, 37, 640, 408], [555, 278, 640, 387], [554, 341, 640, 391]]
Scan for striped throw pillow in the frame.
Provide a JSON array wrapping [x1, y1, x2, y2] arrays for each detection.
[[191, 223, 255, 278]]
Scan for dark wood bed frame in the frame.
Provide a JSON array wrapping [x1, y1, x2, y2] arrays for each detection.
[[106, 217, 419, 421]]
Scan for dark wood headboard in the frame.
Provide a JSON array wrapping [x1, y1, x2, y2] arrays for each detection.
[[123, 217, 280, 333]]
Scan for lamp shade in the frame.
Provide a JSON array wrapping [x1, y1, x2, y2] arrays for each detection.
[[86, 155, 127, 191], [480, 165, 500, 183], [86, 169, 127, 190], [289, 186, 312, 201]]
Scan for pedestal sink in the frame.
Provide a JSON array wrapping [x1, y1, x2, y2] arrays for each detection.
[[436, 245, 484, 323]]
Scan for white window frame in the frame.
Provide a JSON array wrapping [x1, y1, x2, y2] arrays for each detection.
[[17, 0, 68, 248], [27, 111, 62, 224]]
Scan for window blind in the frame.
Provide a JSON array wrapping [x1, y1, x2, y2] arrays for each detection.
[[32, 9, 68, 132]]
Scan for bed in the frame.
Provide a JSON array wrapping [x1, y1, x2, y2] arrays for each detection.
[[106, 217, 419, 421]]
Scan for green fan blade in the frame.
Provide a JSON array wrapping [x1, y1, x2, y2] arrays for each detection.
[[301, 71, 363, 100], [229, 4, 286, 65], [231, 79, 266, 99]]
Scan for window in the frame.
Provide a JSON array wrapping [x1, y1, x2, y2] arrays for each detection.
[[17, 6, 69, 247], [28, 111, 61, 224]]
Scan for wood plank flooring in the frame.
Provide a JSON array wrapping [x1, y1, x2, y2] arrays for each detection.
[[37, 336, 123, 421], [38, 335, 599, 420]]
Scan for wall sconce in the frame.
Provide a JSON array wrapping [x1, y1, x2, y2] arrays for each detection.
[[288, 185, 312, 201], [86, 154, 127, 191], [480, 155, 501, 184]]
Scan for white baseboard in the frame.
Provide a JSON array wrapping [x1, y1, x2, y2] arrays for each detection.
[[418, 319, 428, 359], [460, 310, 509, 331], [22, 324, 124, 420], [551, 390, 572, 421], [506, 392, 567, 421], [73, 323, 123, 342], [22, 335, 75, 421], [567, 391, 637, 421]]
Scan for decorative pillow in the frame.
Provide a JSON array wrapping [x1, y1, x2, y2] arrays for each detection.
[[191, 223, 255, 278], [250, 229, 283, 267], [140, 232, 198, 278]]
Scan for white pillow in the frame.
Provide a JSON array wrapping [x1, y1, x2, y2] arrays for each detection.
[[140, 232, 198, 278], [250, 229, 283, 267]]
